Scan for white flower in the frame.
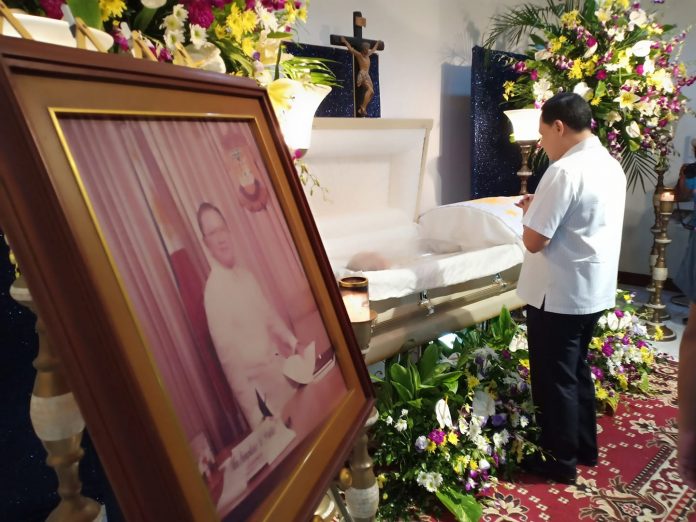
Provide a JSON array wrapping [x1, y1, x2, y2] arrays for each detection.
[[508, 334, 527, 352], [619, 312, 632, 330], [534, 49, 553, 61], [607, 312, 621, 330], [595, 7, 611, 23], [629, 9, 648, 31], [614, 90, 640, 111], [255, 3, 279, 31], [633, 323, 648, 336], [400, 409, 408, 417], [626, 121, 642, 139], [189, 24, 208, 50], [479, 459, 491, 471], [597, 315, 609, 328], [435, 399, 453, 429], [583, 42, 598, 59], [631, 40, 653, 58], [439, 352, 460, 367], [519, 415, 529, 428], [164, 30, 185, 51], [458, 415, 469, 434], [532, 78, 554, 102], [417, 471, 443, 493], [186, 43, 225, 73], [385, 416, 393, 425], [141, 0, 166, 8], [493, 429, 511, 449], [472, 390, 495, 418], [643, 58, 656, 75], [648, 69, 675, 93], [117, 22, 132, 40], [468, 416, 483, 440], [172, 4, 188, 22], [161, 13, 184, 32], [573, 81, 593, 101], [394, 419, 408, 432]]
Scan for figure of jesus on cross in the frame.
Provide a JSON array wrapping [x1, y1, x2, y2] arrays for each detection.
[[331, 12, 384, 117]]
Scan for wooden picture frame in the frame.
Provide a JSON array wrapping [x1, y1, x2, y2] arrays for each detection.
[[0, 36, 373, 521]]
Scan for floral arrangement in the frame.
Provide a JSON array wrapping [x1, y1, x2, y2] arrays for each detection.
[[8, 0, 335, 86], [487, 0, 696, 190], [587, 289, 658, 412], [372, 308, 539, 522]]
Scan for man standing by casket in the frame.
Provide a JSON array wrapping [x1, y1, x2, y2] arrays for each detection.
[[515, 92, 626, 484]]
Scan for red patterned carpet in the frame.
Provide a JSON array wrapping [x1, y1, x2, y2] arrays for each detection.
[[482, 359, 696, 521]]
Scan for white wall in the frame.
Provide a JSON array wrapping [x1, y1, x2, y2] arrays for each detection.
[[300, 1, 696, 275]]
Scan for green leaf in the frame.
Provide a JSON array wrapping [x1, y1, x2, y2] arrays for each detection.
[[595, 80, 607, 99], [268, 31, 294, 39], [419, 343, 441, 383], [67, 0, 102, 29], [392, 381, 414, 402], [133, 7, 158, 32], [435, 487, 483, 522], [390, 363, 410, 389], [407, 362, 422, 395], [638, 371, 652, 395]]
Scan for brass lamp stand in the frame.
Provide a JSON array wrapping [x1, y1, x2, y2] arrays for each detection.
[[344, 311, 380, 522], [504, 108, 541, 196], [645, 188, 677, 341], [515, 141, 535, 196], [9, 272, 105, 521], [645, 164, 670, 321]]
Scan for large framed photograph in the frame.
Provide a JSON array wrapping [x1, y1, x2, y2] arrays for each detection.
[[0, 37, 373, 521]]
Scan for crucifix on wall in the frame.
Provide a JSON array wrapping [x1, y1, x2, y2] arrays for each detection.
[[330, 11, 384, 117]]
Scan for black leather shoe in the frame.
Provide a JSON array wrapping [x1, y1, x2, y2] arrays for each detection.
[[522, 456, 577, 485]]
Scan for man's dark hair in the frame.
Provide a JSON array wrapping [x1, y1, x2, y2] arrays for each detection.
[[196, 202, 226, 235], [541, 92, 592, 132]]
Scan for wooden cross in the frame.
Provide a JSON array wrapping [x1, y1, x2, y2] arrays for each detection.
[[330, 11, 385, 52]]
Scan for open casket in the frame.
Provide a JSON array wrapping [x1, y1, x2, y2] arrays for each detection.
[[303, 118, 525, 364]]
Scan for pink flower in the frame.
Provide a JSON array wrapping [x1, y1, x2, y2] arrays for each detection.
[[39, 0, 65, 19], [596, 69, 607, 80], [428, 429, 446, 445], [636, 63, 645, 75], [529, 69, 539, 81], [513, 61, 527, 73]]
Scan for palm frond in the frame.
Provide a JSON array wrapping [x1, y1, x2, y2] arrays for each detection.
[[484, 3, 557, 49], [621, 149, 658, 192]]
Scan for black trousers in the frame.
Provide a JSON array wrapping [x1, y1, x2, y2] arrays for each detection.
[[526, 303, 602, 473]]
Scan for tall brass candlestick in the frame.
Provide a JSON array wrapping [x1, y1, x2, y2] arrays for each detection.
[[645, 165, 670, 320], [9, 273, 104, 522], [645, 192, 677, 341]]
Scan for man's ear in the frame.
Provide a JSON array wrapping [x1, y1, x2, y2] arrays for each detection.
[[554, 119, 565, 135]]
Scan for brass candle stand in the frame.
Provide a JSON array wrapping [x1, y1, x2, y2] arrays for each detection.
[[516, 141, 535, 196], [9, 274, 105, 522], [645, 190, 677, 341], [644, 164, 670, 320], [344, 311, 379, 522]]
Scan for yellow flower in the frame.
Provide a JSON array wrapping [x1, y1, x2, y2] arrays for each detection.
[[467, 375, 480, 389], [654, 326, 664, 341], [560, 11, 579, 27], [241, 10, 258, 33], [100, 0, 126, 21], [615, 90, 640, 110], [470, 459, 478, 471], [590, 337, 602, 350], [569, 60, 584, 80], [376, 474, 387, 488], [549, 39, 563, 53], [519, 359, 530, 369], [226, 5, 245, 41], [447, 432, 459, 445], [285, 0, 298, 24], [215, 25, 228, 40], [453, 455, 470, 475], [623, 293, 631, 302], [241, 37, 255, 57], [297, 7, 308, 22], [426, 441, 437, 453], [583, 60, 597, 77], [617, 0, 630, 8], [503, 80, 515, 100], [596, 385, 608, 401], [382, 492, 388, 500], [641, 347, 655, 365], [618, 374, 628, 390]]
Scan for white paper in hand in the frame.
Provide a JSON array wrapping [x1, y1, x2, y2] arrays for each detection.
[[282, 341, 316, 384]]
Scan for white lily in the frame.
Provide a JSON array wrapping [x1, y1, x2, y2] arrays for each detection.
[[435, 399, 453, 429]]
